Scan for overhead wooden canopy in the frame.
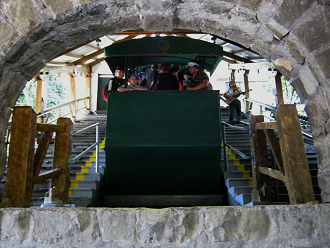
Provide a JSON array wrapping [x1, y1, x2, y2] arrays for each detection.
[[104, 36, 223, 75], [46, 30, 266, 69]]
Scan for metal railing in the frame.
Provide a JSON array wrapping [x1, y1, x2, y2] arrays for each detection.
[[70, 123, 100, 173], [245, 98, 312, 141], [37, 96, 89, 123], [221, 98, 313, 171], [221, 121, 251, 171]]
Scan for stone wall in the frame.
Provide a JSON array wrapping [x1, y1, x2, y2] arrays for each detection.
[[0, 1, 329, 202], [0, 205, 329, 247]]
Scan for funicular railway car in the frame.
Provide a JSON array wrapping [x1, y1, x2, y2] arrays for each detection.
[[102, 36, 226, 207]]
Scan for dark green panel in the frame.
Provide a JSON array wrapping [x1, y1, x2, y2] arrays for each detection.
[[104, 36, 223, 75], [97, 75, 111, 111], [104, 91, 223, 207]]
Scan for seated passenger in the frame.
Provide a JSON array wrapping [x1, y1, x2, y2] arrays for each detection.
[[154, 63, 179, 90], [170, 66, 184, 90], [117, 74, 148, 92], [185, 61, 211, 90]]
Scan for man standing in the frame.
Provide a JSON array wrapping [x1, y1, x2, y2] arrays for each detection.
[[102, 65, 125, 102], [224, 80, 241, 123], [145, 64, 159, 90], [185, 61, 211, 90]]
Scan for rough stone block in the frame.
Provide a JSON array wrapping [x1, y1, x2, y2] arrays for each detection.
[[274, 0, 314, 29], [292, 4, 330, 52], [315, 47, 330, 79], [0, 206, 329, 247]]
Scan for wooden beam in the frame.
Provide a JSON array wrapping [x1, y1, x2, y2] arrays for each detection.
[[255, 122, 277, 130], [36, 123, 67, 133], [258, 167, 285, 182], [264, 129, 284, 174], [223, 51, 252, 63], [84, 72, 91, 109], [275, 71, 284, 106], [244, 70, 250, 114], [33, 131, 54, 178], [34, 75, 43, 123], [275, 104, 315, 204], [51, 118, 72, 203], [250, 115, 276, 202], [5, 107, 36, 207], [34, 168, 63, 184], [87, 57, 105, 67], [69, 73, 76, 118], [70, 49, 104, 66]]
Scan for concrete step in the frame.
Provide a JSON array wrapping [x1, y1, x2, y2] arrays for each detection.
[[224, 171, 251, 180], [70, 179, 99, 190], [225, 178, 253, 188], [70, 172, 103, 181], [70, 188, 96, 198], [227, 186, 253, 197], [69, 196, 93, 207], [235, 193, 252, 205]]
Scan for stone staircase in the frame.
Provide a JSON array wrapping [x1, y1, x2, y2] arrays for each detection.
[[221, 108, 321, 206]]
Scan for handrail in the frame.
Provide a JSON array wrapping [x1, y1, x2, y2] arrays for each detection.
[[37, 97, 89, 117], [70, 123, 99, 173], [245, 98, 277, 111], [221, 121, 251, 171], [245, 98, 309, 123]]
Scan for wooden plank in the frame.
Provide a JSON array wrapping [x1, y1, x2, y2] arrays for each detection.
[[258, 167, 285, 182], [275, 104, 315, 204], [34, 168, 63, 184], [275, 71, 284, 106], [36, 123, 66, 133], [243, 70, 250, 114], [34, 75, 43, 123], [69, 73, 76, 117], [250, 115, 275, 202], [5, 107, 36, 207], [51, 118, 72, 203], [255, 122, 277, 130], [84, 72, 91, 109], [264, 129, 284, 174], [33, 131, 54, 178]]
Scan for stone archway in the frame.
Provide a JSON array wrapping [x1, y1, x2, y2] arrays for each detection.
[[0, 1, 329, 202]]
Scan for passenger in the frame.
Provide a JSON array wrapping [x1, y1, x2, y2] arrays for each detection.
[[154, 63, 179, 90], [223, 80, 241, 122], [185, 61, 211, 90], [102, 65, 125, 101], [170, 66, 184, 90], [172, 64, 184, 84], [140, 68, 147, 81], [145, 63, 159, 90], [117, 74, 148, 92], [182, 73, 190, 88]]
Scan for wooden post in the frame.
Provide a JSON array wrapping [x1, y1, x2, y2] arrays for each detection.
[[51, 118, 72, 203], [275, 71, 284, 106], [69, 73, 76, 118], [5, 107, 36, 207], [34, 75, 43, 123], [84, 72, 91, 110], [250, 115, 275, 202], [275, 105, 315, 204], [230, 69, 235, 82], [243, 70, 250, 114]]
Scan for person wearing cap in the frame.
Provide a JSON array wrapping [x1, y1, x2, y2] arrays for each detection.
[[102, 65, 125, 101], [145, 63, 159, 90], [185, 61, 211, 90], [117, 73, 148, 92]]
